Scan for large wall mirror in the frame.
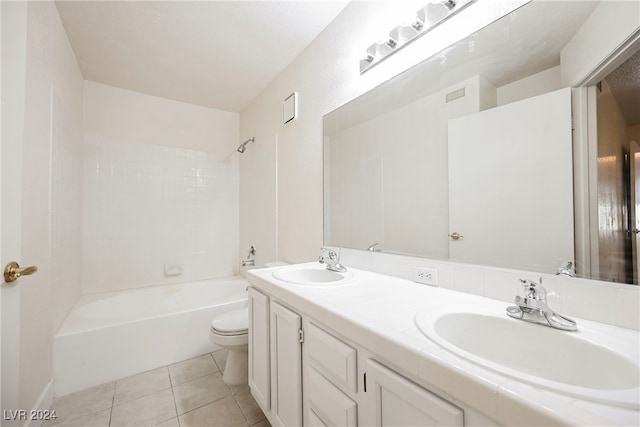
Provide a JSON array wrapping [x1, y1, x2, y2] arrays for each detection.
[[323, 0, 640, 285]]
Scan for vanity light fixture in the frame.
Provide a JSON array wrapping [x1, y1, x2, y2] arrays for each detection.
[[360, 0, 476, 74]]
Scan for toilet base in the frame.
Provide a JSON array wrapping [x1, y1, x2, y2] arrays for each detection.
[[222, 348, 248, 385]]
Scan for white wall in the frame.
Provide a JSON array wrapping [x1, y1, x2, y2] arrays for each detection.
[[239, 0, 522, 265], [497, 65, 562, 106], [82, 82, 240, 293]]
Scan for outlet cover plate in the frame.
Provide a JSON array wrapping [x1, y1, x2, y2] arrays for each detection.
[[413, 267, 438, 286]]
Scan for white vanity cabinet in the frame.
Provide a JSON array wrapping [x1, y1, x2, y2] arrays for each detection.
[[364, 359, 464, 427], [270, 301, 303, 427], [248, 287, 303, 427], [248, 286, 465, 427], [303, 322, 359, 427], [248, 287, 271, 412]]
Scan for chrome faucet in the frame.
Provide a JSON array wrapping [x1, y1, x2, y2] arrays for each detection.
[[506, 277, 577, 331], [319, 248, 347, 273], [556, 261, 574, 277], [366, 243, 380, 252], [242, 245, 256, 267]]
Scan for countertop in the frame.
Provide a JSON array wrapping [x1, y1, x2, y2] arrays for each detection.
[[247, 262, 640, 427]]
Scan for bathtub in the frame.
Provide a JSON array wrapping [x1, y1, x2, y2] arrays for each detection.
[[53, 277, 248, 396]]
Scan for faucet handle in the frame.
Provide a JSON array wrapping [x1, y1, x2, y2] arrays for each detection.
[[519, 277, 546, 300], [320, 247, 339, 260]]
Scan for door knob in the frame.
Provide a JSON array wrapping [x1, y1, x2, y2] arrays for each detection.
[[448, 232, 464, 240], [4, 262, 38, 283]]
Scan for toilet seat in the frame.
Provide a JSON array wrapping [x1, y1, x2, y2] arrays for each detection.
[[211, 307, 248, 336]]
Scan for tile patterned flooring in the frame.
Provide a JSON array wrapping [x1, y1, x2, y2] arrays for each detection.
[[45, 350, 270, 427]]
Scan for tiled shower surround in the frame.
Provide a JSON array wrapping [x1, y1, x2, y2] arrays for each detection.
[[82, 135, 239, 293]]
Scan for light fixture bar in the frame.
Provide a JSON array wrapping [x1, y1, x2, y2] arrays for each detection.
[[360, 0, 476, 74]]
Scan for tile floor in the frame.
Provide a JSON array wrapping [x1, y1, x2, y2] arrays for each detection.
[[45, 350, 270, 427]]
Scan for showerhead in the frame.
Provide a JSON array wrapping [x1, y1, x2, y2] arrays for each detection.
[[237, 137, 255, 154]]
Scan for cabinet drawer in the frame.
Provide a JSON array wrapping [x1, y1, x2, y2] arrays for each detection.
[[307, 323, 357, 392], [308, 367, 357, 427]]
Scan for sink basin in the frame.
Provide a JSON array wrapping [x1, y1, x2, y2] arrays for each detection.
[[272, 264, 356, 286], [415, 304, 640, 408]]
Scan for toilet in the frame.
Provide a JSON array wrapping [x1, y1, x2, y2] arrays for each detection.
[[210, 306, 249, 385], [210, 262, 287, 384]]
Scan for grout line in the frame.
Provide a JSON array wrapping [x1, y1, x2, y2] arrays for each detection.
[[169, 380, 180, 426], [108, 384, 115, 427]]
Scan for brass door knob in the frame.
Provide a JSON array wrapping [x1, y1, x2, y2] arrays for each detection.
[[4, 262, 38, 283], [448, 232, 464, 240]]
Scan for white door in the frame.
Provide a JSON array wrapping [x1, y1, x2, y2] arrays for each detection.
[[248, 287, 271, 413], [448, 88, 574, 273], [1, 0, 29, 415], [364, 359, 463, 427], [270, 301, 302, 427]]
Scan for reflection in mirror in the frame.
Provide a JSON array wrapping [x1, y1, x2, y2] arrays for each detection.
[[323, 0, 640, 285], [595, 49, 640, 284]]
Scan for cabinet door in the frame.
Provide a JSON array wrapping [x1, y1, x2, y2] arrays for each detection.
[[270, 301, 302, 427], [365, 359, 463, 427], [248, 287, 270, 412]]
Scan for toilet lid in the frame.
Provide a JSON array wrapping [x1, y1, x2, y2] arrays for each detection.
[[211, 307, 248, 334]]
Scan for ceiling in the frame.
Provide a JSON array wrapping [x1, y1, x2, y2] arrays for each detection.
[[606, 48, 640, 126], [55, 1, 350, 112]]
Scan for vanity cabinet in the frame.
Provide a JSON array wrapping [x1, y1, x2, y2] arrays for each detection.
[[304, 322, 358, 427], [270, 301, 303, 427], [248, 286, 465, 427], [248, 287, 303, 427], [248, 287, 270, 412], [364, 359, 464, 427]]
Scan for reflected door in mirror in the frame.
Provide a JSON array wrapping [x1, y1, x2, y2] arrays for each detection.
[[448, 88, 574, 272]]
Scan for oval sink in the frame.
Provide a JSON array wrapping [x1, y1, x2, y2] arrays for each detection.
[[415, 304, 640, 408], [272, 264, 356, 286]]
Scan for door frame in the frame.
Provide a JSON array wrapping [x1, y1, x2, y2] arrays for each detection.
[[1, 0, 29, 414], [572, 30, 640, 281]]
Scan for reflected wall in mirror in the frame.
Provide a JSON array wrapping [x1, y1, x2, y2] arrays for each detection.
[[323, 0, 640, 285]]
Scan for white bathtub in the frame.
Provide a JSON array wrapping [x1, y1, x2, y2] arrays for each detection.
[[53, 277, 248, 396]]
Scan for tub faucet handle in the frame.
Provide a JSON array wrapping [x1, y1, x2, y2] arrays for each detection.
[[247, 245, 256, 258], [242, 245, 256, 268]]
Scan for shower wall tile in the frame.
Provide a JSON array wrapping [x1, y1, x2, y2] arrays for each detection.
[[82, 137, 239, 293], [82, 82, 239, 293]]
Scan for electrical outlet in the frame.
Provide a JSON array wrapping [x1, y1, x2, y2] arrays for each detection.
[[413, 267, 438, 286]]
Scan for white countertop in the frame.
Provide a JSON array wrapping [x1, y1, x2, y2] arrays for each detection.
[[248, 262, 640, 427]]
